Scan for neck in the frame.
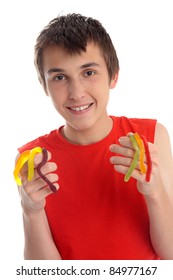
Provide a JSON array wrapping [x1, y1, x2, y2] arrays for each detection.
[[62, 115, 113, 145]]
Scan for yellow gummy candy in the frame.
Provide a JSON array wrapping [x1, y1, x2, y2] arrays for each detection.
[[124, 133, 147, 182], [13, 147, 43, 186], [13, 150, 30, 186], [27, 147, 42, 181]]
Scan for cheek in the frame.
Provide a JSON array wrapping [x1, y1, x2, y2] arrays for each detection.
[[46, 80, 65, 96], [99, 89, 110, 108], [96, 85, 110, 101], [46, 85, 66, 107]]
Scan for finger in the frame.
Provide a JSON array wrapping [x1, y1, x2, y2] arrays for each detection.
[[35, 150, 52, 165], [20, 159, 57, 180], [22, 173, 59, 194], [118, 136, 133, 148], [114, 164, 147, 183], [40, 182, 60, 196], [29, 182, 60, 201], [18, 161, 58, 192], [21, 150, 52, 174], [38, 183, 60, 199], [27, 162, 58, 181], [20, 183, 60, 212], [110, 144, 135, 158], [110, 155, 142, 171], [114, 155, 158, 184], [110, 142, 156, 164]]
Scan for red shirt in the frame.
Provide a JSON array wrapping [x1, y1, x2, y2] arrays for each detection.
[[19, 116, 159, 259]]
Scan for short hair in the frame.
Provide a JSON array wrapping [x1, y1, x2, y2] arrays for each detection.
[[34, 13, 119, 91]]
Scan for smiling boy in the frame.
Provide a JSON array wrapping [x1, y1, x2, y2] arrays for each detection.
[[17, 13, 173, 260], [43, 42, 116, 144]]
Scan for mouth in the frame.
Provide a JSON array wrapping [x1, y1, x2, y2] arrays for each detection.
[[67, 103, 94, 113]]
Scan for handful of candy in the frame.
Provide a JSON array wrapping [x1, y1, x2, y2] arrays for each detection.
[[124, 133, 152, 182], [13, 147, 57, 192]]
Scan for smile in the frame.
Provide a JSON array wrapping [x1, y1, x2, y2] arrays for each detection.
[[67, 103, 93, 112]]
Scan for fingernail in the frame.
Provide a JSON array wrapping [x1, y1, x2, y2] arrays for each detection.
[[110, 157, 114, 163], [109, 145, 114, 152]]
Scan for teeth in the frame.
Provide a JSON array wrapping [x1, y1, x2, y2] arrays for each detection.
[[70, 104, 90, 111]]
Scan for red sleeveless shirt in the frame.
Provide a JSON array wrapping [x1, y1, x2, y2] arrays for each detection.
[[18, 116, 159, 260]]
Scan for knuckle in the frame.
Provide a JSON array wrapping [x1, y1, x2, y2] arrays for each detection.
[[40, 162, 57, 173], [46, 173, 59, 182]]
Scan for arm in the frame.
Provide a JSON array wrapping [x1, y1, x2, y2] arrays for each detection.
[[17, 152, 62, 260], [144, 123, 173, 259], [110, 123, 173, 259], [23, 208, 61, 260]]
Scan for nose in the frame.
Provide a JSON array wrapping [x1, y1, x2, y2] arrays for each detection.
[[68, 79, 86, 100]]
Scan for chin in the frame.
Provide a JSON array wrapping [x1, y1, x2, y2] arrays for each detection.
[[67, 119, 95, 132]]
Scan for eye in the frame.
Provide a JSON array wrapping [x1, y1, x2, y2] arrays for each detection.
[[54, 74, 65, 81], [84, 70, 95, 77]]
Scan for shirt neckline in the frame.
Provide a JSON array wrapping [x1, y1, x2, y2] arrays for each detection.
[[53, 116, 119, 152]]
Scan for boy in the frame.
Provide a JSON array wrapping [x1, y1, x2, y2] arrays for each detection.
[[16, 13, 173, 260]]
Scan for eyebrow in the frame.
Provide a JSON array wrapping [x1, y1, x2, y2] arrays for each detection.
[[48, 68, 64, 74], [80, 62, 100, 69], [47, 62, 100, 74]]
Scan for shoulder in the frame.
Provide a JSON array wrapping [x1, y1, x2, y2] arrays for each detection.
[[154, 122, 172, 151], [115, 116, 157, 142], [154, 122, 173, 195], [155, 122, 170, 142], [154, 122, 173, 165]]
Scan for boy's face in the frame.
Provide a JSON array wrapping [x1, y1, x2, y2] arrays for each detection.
[[42, 42, 117, 135]]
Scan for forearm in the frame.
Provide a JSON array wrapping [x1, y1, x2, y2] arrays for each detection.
[[23, 209, 62, 260], [145, 187, 173, 260]]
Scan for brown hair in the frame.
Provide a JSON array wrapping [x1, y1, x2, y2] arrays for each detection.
[[34, 13, 119, 91]]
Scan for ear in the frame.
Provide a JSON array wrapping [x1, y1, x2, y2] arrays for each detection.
[[109, 72, 119, 89]]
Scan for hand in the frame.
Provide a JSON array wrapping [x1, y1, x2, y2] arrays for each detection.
[[109, 134, 161, 196], [17, 151, 59, 215]]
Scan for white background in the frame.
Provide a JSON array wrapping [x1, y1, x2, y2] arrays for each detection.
[[0, 0, 173, 276]]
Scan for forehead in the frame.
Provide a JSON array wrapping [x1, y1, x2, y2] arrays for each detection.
[[42, 42, 106, 69]]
